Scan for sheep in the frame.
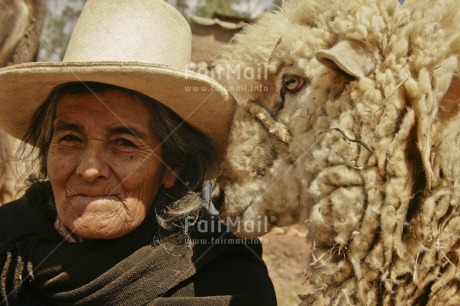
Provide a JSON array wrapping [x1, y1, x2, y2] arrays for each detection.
[[215, 0, 460, 304]]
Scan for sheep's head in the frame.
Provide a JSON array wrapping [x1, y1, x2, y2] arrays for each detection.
[[216, 60, 372, 236], [214, 0, 383, 238]]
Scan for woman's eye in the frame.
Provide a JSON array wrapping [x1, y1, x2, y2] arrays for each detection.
[[114, 139, 136, 147], [282, 74, 305, 92], [59, 134, 81, 143]]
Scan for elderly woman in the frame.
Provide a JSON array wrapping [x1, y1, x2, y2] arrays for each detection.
[[0, 0, 276, 305]]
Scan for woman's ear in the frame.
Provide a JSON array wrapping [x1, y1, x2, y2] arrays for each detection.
[[162, 165, 183, 189]]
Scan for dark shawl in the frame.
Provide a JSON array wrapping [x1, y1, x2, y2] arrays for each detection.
[[0, 184, 276, 305]]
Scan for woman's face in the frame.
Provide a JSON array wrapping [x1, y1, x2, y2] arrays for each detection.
[[47, 89, 178, 239]]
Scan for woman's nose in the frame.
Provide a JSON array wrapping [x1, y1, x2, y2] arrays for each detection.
[[76, 140, 110, 182]]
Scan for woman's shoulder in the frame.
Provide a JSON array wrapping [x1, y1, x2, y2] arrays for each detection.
[[0, 182, 56, 244], [192, 245, 277, 305], [168, 215, 277, 305], [0, 197, 32, 241]]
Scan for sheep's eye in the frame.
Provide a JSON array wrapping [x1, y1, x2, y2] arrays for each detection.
[[283, 74, 305, 92]]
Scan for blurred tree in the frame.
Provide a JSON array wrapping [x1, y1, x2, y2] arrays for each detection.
[[175, 0, 189, 18], [39, 0, 85, 61], [195, 0, 282, 20], [164, 0, 190, 19], [195, 0, 244, 18]]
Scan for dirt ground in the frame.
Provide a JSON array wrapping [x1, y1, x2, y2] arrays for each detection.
[[261, 224, 311, 306]]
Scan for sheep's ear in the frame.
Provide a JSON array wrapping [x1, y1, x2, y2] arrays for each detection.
[[316, 40, 375, 79]]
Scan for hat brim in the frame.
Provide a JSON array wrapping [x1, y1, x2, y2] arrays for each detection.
[[0, 61, 236, 176]]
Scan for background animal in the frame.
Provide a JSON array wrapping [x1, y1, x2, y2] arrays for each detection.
[[216, 0, 460, 304], [0, 132, 14, 204], [0, 0, 45, 205]]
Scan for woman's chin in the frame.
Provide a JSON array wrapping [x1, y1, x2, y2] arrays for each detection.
[[56, 196, 146, 239], [69, 195, 122, 212], [66, 212, 140, 240]]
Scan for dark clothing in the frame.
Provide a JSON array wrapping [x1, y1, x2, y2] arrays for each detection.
[[0, 184, 276, 305]]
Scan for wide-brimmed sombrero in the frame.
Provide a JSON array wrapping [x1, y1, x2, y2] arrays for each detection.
[[0, 0, 236, 165]]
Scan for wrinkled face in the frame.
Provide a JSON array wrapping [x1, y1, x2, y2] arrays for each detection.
[[47, 89, 177, 239]]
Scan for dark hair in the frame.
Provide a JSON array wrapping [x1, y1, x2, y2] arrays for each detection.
[[21, 81, 217, 232]]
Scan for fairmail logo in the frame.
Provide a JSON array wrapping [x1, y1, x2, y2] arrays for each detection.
[[184, 62, 269, 81], [184, 214, 273, 234]]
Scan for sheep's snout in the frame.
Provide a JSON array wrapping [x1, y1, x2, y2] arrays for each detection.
[[212, 183, 274, 237]]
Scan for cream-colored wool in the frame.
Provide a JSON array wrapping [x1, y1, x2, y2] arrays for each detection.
[[216, 0, 460, 304]]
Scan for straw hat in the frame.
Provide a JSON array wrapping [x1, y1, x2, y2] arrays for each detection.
[[0, 0, 236, 163]]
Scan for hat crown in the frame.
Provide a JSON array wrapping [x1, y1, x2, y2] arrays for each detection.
[[63, 0, 191, 70]]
